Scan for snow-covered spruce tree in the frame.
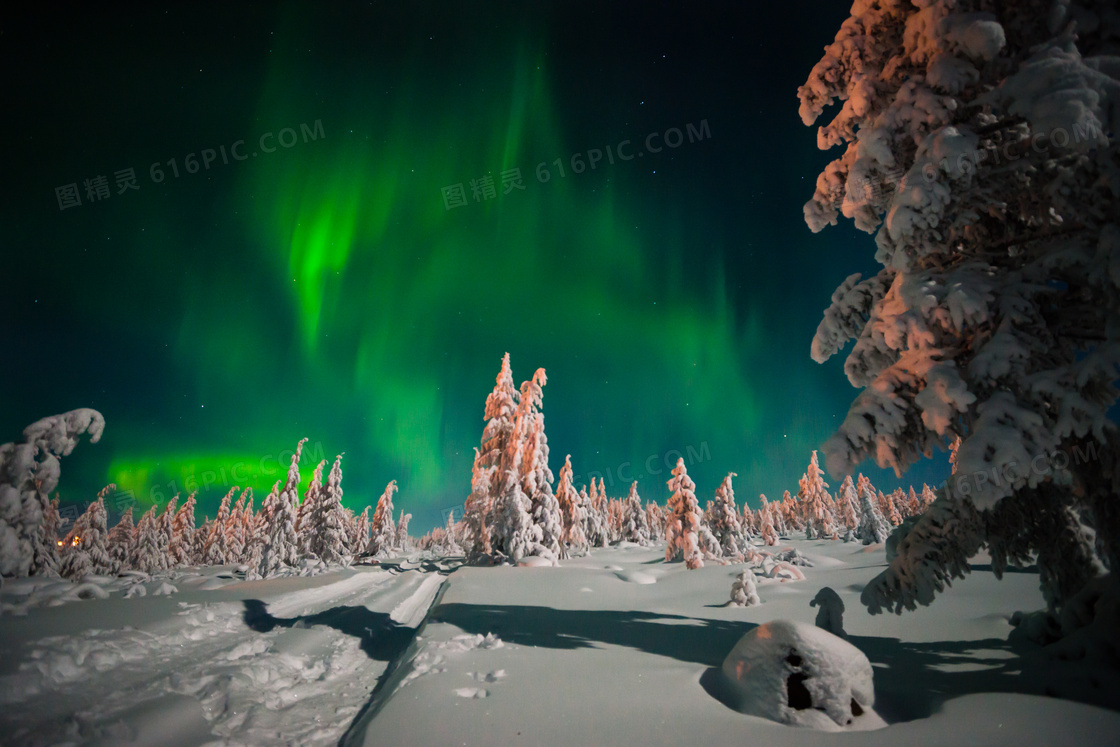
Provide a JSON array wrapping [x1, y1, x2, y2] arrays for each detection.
[[620, 481, 651, 545], [170, 492, 196, 567], [106, 507, 134, 575], [367, 480, 398, 558], [777, 490, 794, 536], [203, 487, 237, 566], [129, 505, 164, 575], [800, 1, 1120, 615], [224, 490, 245, 563], [297, 459, 327, 556], [758, 495, 779, 547], [856, 476, 892, 546], [798, 452, 834, 540], [491, 468, 541, 563], [463, 353, 520, 557], [556, 455, 587, 557], [708, 473, 743, 558], [836, 475, 861, 541], [887, 488, 906, 526], [59, 497, 112, 580], [396, 510, 413, 553], [352, 506, 370, 555], [515, 369, 562, 559], [730, 569, 761, 607], [310, 454, 350, 565], [442, 511, 463, 555], [258, 438, 307, 576], [157, 495, 178, 567], [645, 501, 665, 543], [38, 496, 63, 576], [665, 458, 704, 569], [0, 408, 105, 578], [583, 485, 608, 547], [243, 499, 267, 578]]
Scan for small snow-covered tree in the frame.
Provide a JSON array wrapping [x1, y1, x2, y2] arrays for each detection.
[[645, 501, 665, 542], [886, 489, 905, 526], [59, 496, 112, 579], [857, 478, 891, 545], [203, 487, 237, 566], [352, 506, 371, 555], [106, 507, 135, 575], [395, 509, 413, 553], [0, 408, 105, 578], [170, 492, 196, 567], [129, 505, 165, 575], [665, 458, 703, 569], [620, 481, 651, 545], [555, 455, 587, 556], [441, 510, 462, 555], [836, 475, 861, 541], [708, 473, 743, 558], [515, 370, 562, 558], [367, 480, 399, 558], [583, 486, 608, 547], [758, 495, 779, 547], [799, 0, 1120, 617], [730, 569, 761, 607]]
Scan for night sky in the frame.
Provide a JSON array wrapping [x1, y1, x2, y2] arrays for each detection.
[[2, 1, 949, 530]]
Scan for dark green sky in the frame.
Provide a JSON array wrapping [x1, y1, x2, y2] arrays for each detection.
[[2, 1, 948, 529]]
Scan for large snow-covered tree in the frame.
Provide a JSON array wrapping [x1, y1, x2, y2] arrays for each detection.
[[170, 492, 196, 567], [463, 353, 520, 557], [259, 438, 307, 576], [799, 0, 1120, 615], [309, 454, 350, 564], [0, 408, 105, 578], [296, 459, 327, 556], [798, 452, 834, 539], [129, 505, 165, 575], [514, 369, 562, 559], [106, 507, 135, 575], [665, 458, 703, 569]]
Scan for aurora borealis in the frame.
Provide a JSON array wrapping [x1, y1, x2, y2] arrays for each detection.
[[3, 1, 949, 530]]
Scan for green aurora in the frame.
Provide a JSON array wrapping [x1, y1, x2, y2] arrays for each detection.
[[2, 2, 948, 529]]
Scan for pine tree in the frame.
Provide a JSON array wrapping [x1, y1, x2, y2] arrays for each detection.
[[352, 506, 371, 555], [798, 451, 833, 540], [618, 481, 650, 545], [857, 477, 892, 545], [583, 485, 608, 547], [555, 455, 587, 557], [464, 353, 520, 557], [129, 505, 164, 575], [203, 487, 237, 566], [59, 496, 112, 579], [192, 518, 210, 565], [367, 480, 398, 558], [515, 370, 561, 558], [665, 458, 703, 569], [492, 472, 540, 563], [0, 408, 105, 579], [259, 438, 307, 576], [708, 473, 743, 558], [224, 489, 247, 564], [392, 509, 410, 552], [758, 495, 779, 546], [800, 0, 1120, 616], [243, 497, 267, 577], [157, 495, 178, 567], [645, 501, 665, 542], [170, 492, 196, 567], [106, 507, 134, 575], [887, 488, 905, 526], [836, 475, 861, 540], [237, 493, 255, 566], [297, 459, 327, 556], [309, 454, 350, 564]]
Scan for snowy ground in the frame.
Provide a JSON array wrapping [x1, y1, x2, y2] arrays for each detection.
[[2, 542, 1118, 746]]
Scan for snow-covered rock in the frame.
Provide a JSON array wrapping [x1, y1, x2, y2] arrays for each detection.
[[720, 620, 879, 730]]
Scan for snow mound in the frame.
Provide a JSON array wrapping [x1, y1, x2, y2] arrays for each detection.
[[518, 556, 556, 568], [720, 620, 881, 731], [454, 687, 488, 699], [614, 570, 657, 585]]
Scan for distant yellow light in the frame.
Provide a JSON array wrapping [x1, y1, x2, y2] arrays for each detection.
[[71, 536, 81, 546]]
